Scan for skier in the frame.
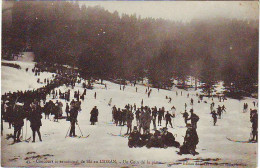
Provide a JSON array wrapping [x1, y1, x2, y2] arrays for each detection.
[[168, 97, 172, 103], [187, 109, 199, 129], [222, 105, 226, 113], [69, 104, 78, 137], [90, 106, 99, 125], [94, 92, 97, 99], [250, 109, 258, 142], [211, 110, 218, 126], [152, 108, 157, 130], [190, 98, 193, 105], [158, 108, 164, 126], [28, 108, 42, 142], [165, 111, 173, 128], [13, 103, 25, 143], [217, 105, 222, 119], [126, 111, 134, 134], [135, 108, 141, 126], [171, 106, 176, 125], [181, 110, 189, 125]]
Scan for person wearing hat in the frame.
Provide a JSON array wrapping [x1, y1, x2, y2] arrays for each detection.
[[13, 104, 25, 143], [146, 129, 164, 148], [128, 126, 141, 148], [28, 106, 42, 142], [178, 124, 199, 156], [161, 127, 180, 148]]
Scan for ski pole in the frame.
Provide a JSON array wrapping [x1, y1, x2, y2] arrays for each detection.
[[65, 125, 71, 138], [120, 126, 123, 136], [25, 119, 27, 140], [77, 122, 83, 136]]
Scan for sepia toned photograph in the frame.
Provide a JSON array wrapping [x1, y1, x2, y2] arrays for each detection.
[[1, 1, 259, 167]]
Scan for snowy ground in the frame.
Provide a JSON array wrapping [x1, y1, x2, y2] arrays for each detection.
[[1, 61, 258, 167]]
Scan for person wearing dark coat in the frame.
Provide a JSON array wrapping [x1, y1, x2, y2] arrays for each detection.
[[65, 103, 70, 120], [211, 110, 218, 126], [187, 109, 199, 129], [90, 106, 99, 125], [128, 126, 142, 148], [13, 105, 25, 143], [165, 111, 173, 128], [250, 109, 258, 142], [29, 110, 42, 142], [181, 110, 189, 125], [146, 130, 164, 148], [69, 106, 78, 137], [161, 127, 180, 148], [178, 124, 199, 156]]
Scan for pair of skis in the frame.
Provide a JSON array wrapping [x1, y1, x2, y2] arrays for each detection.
[[9, 137, 31, 145], [66, 134, 90, 139]]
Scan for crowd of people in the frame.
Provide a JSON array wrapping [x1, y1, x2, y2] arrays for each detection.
[[1, 62, 258, 157]]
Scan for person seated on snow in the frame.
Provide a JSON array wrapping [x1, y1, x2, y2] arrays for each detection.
[[146, 130, 164, 148], [178, 124, 199, 156], [140, 130, 153, 147], [128, 126, 142, 148], [161, 127, 180, 148]]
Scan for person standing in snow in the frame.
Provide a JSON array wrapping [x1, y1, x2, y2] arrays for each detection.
[[13, 104, 25, 143], [211, 110, 218, 126], [187, 109, 199, 129], [69, 104, 78, 137], [94, 92, 97, 99], [28, 107, 42, 142], [65, 103, 70, 120], [217, 105, 222, 119], [90, 106, 99, 125], [126, 111, 134, 134], [165, 111, 174, 128], [250, 109, 258, 142]]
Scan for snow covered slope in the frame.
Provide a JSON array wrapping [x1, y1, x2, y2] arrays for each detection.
[[1, 61, 258, 167]]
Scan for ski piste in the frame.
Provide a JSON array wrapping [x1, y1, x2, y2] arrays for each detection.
[[226, 137, 257, 144]]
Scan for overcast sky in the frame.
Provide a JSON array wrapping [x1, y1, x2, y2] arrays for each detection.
[[79, 1, 258, 22]]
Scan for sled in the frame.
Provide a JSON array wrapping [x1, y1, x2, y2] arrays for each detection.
[[226, 137, 257, 143]]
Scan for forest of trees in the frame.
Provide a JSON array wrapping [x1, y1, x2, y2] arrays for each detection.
[[2, 1, 258, 98]]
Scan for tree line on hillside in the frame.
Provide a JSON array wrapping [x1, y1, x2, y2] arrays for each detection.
[[2, 1, 258, 98]]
